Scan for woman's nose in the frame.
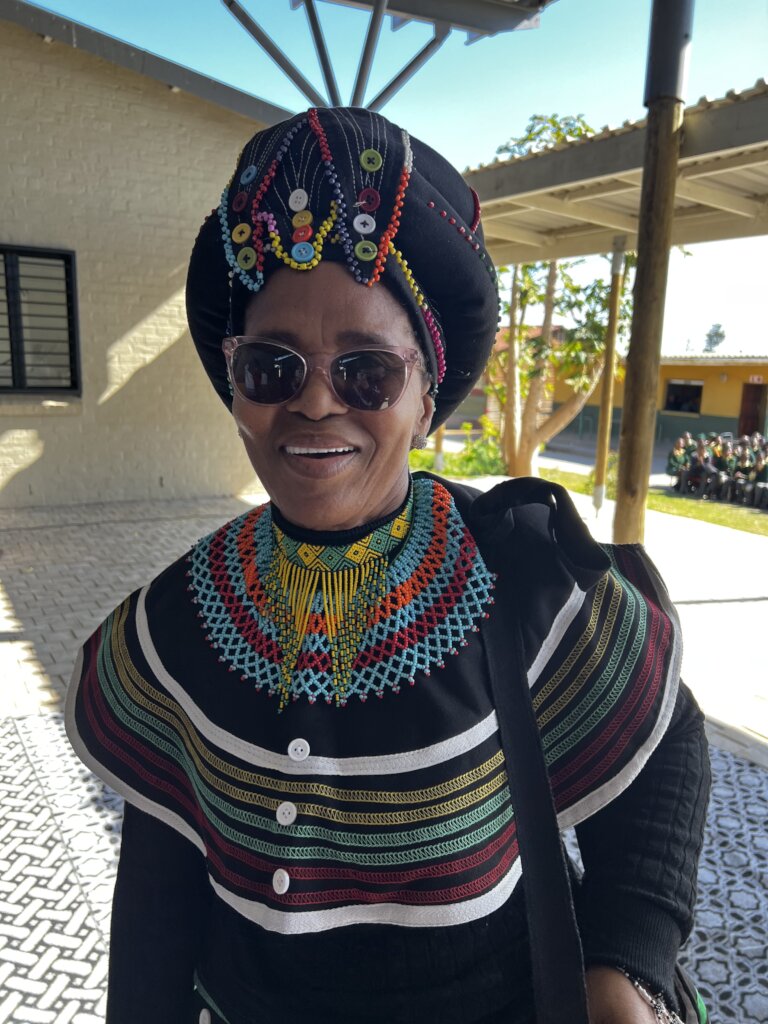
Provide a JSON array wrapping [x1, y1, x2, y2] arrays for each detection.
[[285, 366, 348, 418]]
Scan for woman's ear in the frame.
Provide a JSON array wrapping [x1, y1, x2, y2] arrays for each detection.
[[417, 390, 435, 439]]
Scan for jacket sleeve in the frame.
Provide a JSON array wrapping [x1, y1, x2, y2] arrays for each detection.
[[107, 802, 211, 1023], [574, 681, 711, 1002]]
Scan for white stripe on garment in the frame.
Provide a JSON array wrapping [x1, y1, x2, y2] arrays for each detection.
[[134, 586, 500, 776], [208, 860, 522, 933], [526, 581, 585, 689]]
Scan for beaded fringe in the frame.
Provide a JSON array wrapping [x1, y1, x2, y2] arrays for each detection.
[[264, 538, 390, 710]]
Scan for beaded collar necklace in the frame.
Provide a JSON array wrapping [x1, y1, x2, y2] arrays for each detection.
[[265, 493, 413, 709], [187, 477, 496, 710]]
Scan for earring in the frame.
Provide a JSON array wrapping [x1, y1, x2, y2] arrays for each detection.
[[411, 434, 428, 450]]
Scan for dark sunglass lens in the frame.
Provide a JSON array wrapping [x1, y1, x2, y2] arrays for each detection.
[[232, 344, 304, 404], [332, 351, 407, 410]]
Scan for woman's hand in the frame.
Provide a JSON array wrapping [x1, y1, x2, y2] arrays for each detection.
[[586, 966, 658, 1024]]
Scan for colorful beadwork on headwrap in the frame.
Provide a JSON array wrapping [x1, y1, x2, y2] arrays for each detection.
[[389, 243, 447, 383], [215, 108, 448, 384], [367, 130, 412, 287], [186, 478, 495, 710]]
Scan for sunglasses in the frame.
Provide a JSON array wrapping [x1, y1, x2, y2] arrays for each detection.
[[222, 337, 424, 412]]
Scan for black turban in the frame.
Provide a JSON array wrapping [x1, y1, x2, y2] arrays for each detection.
[[186, 106, 499, 431]]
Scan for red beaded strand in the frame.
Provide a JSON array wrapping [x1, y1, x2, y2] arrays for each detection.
[[368, 164, 410, 287]]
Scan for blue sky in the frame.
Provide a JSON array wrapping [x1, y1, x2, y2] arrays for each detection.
[[22, 0, 768, 353]]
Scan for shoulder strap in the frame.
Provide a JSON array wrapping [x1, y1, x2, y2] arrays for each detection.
[[473, 501, 590, 1024]]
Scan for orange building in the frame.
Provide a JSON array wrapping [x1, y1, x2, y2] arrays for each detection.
[[551, 355, 768, 443]]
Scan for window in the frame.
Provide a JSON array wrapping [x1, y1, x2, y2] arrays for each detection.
[[664, 379, 702, 414], [0, 246, 80, 394]]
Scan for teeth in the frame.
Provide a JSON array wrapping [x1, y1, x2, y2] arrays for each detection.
[[285, 446, 355, 455]]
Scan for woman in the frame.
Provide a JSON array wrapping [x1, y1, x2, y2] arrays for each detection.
[[65, 107, 709, 1024]]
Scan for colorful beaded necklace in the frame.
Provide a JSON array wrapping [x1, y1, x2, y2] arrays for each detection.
[[187, 477, 496, 710], [264, 495, 412, 709]]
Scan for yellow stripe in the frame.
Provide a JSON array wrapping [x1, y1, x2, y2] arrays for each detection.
[[534, 576, 623, 727], [532, 575, 610, 711], [106, 602, 506, 823]]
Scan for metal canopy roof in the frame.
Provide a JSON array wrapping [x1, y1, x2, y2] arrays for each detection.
[[465, 80, 768, 264], [224, 0, 562, 112], [319, 0, 560, 37]]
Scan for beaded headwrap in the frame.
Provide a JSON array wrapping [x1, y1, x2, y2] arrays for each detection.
[[187, 106, 500, 430]]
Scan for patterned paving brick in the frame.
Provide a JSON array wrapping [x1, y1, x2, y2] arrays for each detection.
[[0, 718, 109, 1022]]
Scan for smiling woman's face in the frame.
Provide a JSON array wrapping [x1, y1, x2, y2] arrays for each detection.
[[233, 262, 434, 532]]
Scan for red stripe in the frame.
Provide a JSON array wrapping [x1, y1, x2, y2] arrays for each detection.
[[208, 837, 519, 908], [81, 631, 200, 821], [552, 603, 669, 806]]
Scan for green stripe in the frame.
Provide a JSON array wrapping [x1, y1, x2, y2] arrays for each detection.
[[540, 578, 646, 763], [94, 617, 514, 866]]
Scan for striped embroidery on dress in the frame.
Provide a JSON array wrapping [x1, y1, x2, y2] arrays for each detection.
[[78, 600, 517, 914], [532, 555, 671, 812]]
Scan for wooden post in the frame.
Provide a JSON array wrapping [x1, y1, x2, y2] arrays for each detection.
[[614, 0, 694, 543], [433, 423, 445, 472], [503, 266, 521, 475], [593, 237, 626, 514]]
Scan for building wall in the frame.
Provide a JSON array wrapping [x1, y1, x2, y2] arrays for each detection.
[[551, 362, 768, 443], [0, 21, 266, 508]]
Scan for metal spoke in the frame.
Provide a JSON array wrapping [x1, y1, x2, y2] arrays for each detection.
[[221, 0, 328, 107], [351, 0, 388, 107], [368, 22, 451, 112], [303, 0, 342, 106]]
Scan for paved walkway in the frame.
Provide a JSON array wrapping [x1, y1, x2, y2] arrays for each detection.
[[0, 486, 766, 1021]]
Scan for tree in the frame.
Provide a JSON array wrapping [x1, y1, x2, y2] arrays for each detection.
[[487, 257, 634, 475], [704, 323, 725, 352], [490, 114, 632, 476]]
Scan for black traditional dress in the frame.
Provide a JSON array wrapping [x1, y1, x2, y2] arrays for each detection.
[[65, 475, 710, 1024]]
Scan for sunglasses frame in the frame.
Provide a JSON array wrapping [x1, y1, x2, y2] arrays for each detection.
[[222, 336, 424, 412]]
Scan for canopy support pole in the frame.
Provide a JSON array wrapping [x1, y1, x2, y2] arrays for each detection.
[[368, 23, 451, 111], [303, 0, 342, 106], [351, 0, 388, 107], [614, 0, 694, 543], [593, 237, 626, 515]]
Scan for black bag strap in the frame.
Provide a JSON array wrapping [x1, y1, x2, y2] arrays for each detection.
[[478, 519, 590, 1024]]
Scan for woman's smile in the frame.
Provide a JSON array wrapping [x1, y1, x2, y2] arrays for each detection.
[[233, 263, 434, 532]]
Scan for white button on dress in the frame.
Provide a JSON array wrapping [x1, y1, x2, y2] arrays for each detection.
[[272, 868, 290, 894], [288, 738, 310, 761], [276, 801, 298, 826]]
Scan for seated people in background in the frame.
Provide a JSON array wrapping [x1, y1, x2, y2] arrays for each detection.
[[708, 441, 737, 499], [745, 452, 768, 507], [737, 436, 756, 466], [666, 437, 689, 490], [682, 431, 696, 456], [731, 449, 754, 503], [679, 438, 716, 496]]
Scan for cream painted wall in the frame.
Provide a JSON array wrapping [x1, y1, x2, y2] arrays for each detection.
[[0, 21, 264, 508]]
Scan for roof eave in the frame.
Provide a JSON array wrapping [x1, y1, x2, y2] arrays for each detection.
[[0, 0, 293, 125]]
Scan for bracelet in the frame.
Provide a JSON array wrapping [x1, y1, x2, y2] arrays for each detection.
[[618, 969, 685, 1024]]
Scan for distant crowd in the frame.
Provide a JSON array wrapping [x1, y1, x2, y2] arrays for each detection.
[[667, 431, 768, 508]]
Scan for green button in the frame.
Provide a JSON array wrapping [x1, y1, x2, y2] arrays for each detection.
[[236, 247, 256, 270], [232, 223, 251, 244], [359, 148, 383, 172], [355, 240, 378, 262]]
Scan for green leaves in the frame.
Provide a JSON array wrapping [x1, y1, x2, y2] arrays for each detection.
[[496, 113, 595, 159]]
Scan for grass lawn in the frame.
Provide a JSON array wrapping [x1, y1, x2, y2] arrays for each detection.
[[537, 468, 768, 539]]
